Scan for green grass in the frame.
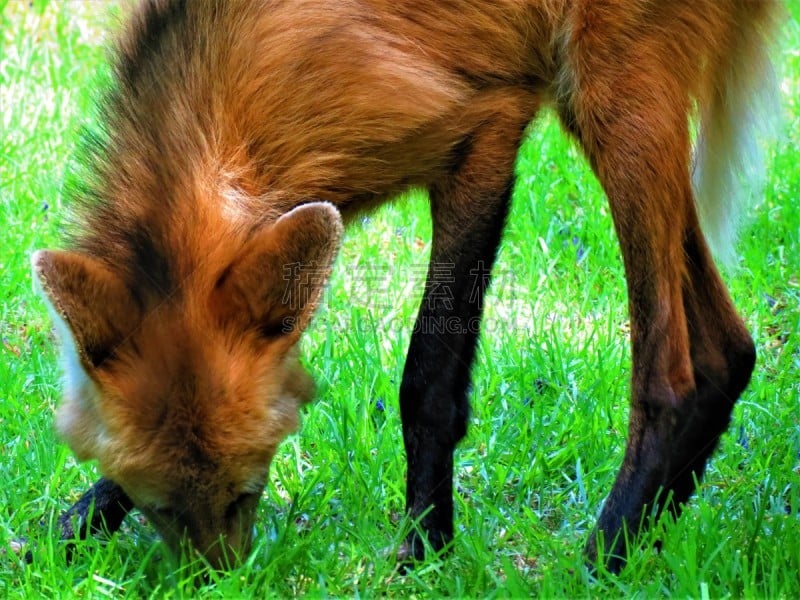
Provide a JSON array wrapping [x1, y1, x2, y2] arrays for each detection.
[[2, 1, 799, 597]]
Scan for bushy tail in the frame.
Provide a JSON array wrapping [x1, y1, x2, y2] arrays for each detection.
[[692, 2, 783, 264]]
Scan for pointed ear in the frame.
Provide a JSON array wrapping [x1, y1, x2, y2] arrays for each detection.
[[211, 202, 343, 339], [31, 250, 141, 371]]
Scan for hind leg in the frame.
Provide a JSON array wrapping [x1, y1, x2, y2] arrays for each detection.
[[398, 88, 539, 561], [560, 61, 755, 571]]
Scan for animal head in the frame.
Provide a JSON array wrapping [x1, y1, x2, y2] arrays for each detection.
[[32, 203, 343, 567]]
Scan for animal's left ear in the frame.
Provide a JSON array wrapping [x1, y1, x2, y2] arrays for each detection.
[[211, 202, 344, 340]]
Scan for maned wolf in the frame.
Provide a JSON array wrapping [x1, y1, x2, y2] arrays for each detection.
[[33, 0, 780, 572]]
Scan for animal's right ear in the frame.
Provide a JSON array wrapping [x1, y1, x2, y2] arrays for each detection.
[[211, 202, 344, 341], [31, 250, 141, 373]]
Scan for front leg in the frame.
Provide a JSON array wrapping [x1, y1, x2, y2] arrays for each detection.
[[59, 477, 134, 559], [398, 89, 540, 562]]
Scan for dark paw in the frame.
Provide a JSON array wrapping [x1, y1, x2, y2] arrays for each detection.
[[395, 534, 425, 572], [585, 529, 628, 576], [395, 529, 451, 573]]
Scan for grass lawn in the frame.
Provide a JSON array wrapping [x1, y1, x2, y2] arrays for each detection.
[[1, 1, 798, 597]]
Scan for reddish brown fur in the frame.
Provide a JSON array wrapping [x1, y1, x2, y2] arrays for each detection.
[[34, 0, 780, 570]]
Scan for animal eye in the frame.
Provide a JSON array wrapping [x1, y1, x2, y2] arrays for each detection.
[[257, 318, 292, 339], [225, 493, 254, 521]]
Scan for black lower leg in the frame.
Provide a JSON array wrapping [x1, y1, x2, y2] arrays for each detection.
[[399, 307, 478, 559], [585, 399, 679, 572]]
